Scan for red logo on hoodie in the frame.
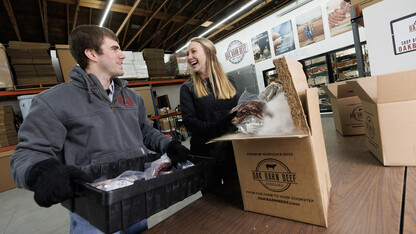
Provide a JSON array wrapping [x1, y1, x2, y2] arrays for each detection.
[[118, 95, 134, 108]]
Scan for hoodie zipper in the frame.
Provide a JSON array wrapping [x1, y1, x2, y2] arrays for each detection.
[[88, 74, 116, 113]]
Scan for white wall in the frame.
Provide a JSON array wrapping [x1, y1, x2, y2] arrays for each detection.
[[363, 0, 416, 75], [215, 0, 366, 90]]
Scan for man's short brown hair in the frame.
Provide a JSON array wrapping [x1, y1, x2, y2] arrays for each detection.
[[69, 25, 119, 69]]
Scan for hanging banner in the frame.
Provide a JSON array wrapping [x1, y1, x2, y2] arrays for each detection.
[[391, 12, 416, 55]]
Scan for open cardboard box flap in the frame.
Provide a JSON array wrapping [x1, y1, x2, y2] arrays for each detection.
[[322, 81, 356, 99], [347, 69, 416, 104]]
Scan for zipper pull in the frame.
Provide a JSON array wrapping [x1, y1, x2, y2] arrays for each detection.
[[110, 104, 115, 113]]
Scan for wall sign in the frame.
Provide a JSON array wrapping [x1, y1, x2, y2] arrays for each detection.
[[391, 12, 416, 55], [225, 40, 248, 64]]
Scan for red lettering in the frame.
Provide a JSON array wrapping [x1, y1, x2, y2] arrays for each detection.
[[225, 52, 231, 59], [408, 44, 412, 50], [413, 43, 416, 49]]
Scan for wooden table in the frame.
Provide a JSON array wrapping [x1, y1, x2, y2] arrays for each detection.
[[146, 116, 408, 233]]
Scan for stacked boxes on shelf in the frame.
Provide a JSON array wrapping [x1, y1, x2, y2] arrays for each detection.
[[133, 52, 149, 79], [0, 43, 14, 89], [169, 55, 189, 76], [0, 106, 17, 147], [118, 51, 149, 80], [7, 41, 57, 86], [142, 48, 166, 78], [119, 51, 137, 79]]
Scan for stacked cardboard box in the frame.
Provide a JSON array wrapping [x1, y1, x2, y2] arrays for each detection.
[[0, 149, 16, 192], [0, 43, 14, 89], [142, 48, 166, 77], [322, 82, 364, 136], [130, 86, 155, 116], [0, 106, 17, 147], [211, 56, 331, 227], [169, 55, 189, 76], [118, 51, 149, 79], [159, 117, 177, 132], [119, 51, 137, 79], [7, 41, 57, 86], [55, 44, 77, 82], [133, 52, 149, 79], [347, 69, 416, 166]]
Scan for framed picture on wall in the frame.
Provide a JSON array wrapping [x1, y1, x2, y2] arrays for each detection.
[[251, 31, 272, 63], [327, 0, 352, 37], [271, 20, 295, 56], [295, 7, 325, 48]]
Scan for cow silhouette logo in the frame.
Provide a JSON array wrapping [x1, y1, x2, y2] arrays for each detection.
[[252, 159, 296, 192], [365, 116, 375, 139], [350, 106, 363, 122]]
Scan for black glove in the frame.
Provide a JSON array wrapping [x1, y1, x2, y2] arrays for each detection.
[[167, 141, 190, 165], [27, 158, 93, 208], [212, 111, 237, 137]]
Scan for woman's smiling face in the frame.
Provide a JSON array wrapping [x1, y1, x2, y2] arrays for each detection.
[[186, 41, 208, 77]]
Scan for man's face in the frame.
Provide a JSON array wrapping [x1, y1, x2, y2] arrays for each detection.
[[97, 37, 126, 77]]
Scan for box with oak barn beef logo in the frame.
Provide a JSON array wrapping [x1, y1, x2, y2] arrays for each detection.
[[322, 82, 364, 136], [347, 69, 416, 166], [211, 57, 331, 227]]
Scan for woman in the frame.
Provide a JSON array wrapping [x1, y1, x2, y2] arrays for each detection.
[[180, 37, 239, 193]]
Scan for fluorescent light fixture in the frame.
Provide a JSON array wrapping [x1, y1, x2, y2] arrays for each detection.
[[99, 0, 114, 27], [175, 0, 259, 53]]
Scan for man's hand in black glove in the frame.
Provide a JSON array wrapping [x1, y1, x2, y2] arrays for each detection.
[[167, 140, 191, 165], [213, 111, 237, 137], [27, 158, 93, 207]]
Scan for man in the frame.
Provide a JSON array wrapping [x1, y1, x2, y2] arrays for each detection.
[[10, 25, 189, 233]]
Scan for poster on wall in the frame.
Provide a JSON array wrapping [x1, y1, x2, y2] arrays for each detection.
[[327, 0, 352, 37], [390, 12, 416, 55], [271, 20, 295, 56], [295, 7, 325, 48], [251, 31, 272, 63]]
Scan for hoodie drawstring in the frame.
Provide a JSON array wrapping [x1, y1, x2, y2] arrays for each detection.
[[84, 75, 94, 103]]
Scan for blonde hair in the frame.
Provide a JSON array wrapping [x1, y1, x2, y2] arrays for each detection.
[[188, 37, 236, 99]]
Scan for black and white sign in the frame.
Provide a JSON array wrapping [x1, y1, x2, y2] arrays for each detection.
[[391, 12, 416, 55], [225, 40, 248, 64]]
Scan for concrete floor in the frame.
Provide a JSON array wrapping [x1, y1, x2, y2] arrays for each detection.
[[0, 137, 201, 234]]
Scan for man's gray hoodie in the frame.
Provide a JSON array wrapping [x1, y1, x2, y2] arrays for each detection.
[[10, 65, 171, 189]]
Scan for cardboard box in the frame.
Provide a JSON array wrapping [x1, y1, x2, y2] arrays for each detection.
[[0, 150, 16, 192], [347, 69, 416, 166], [159, 117, 176, 132], [211, 57, 331, 226], [322, 82, 364, 136], [130, 86, 155, 116], [351, 0, 383, 13], [55, 45, 77, 82]]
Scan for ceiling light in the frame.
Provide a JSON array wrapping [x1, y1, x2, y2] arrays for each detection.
[[99, 0, 114, 27], [175, 0, 260, 53], [201, 21, 213, 27]]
